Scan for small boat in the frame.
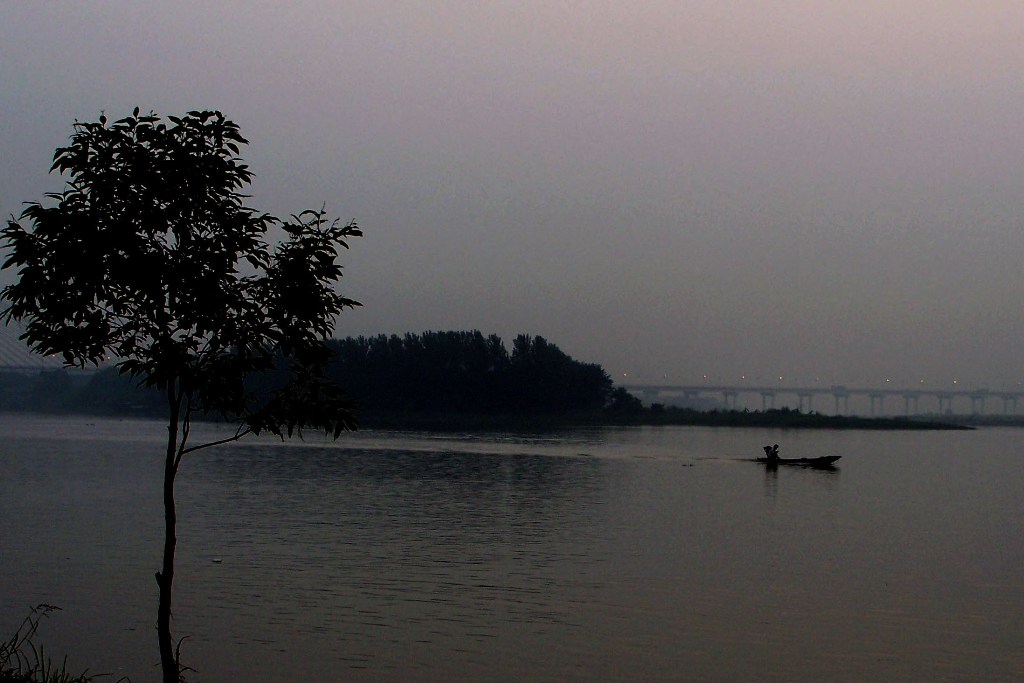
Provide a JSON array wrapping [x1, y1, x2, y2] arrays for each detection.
[[756, 455, 841, 468]]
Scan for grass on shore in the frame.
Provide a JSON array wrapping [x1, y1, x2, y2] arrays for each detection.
[[0, 606, 123, 683]]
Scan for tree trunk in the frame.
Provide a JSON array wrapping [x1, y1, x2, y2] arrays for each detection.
[[157, 389, 180, 683]]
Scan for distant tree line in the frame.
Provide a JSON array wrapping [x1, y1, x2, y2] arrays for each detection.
[[322, 331, 615, 415], [1, 350, 970, 429], [0, 331, 645, 421]]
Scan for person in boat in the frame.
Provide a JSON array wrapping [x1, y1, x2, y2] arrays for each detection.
[[763, 444, 780, 463]]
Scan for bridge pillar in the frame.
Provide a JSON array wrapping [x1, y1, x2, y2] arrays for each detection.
[[722, 391, 738, 410], [832, 393, 849, 415], [937, 393, 952, 414], [1004, 396, 1018, 415], [869, 393, 885, 416], [969, 391, 989, 415], [760, 391, 775, 411], [797, 393, 813, 413], [903, 393, 919, 415]]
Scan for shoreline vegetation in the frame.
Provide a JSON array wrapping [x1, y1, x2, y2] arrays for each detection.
[[0, 605, 109, 683], [354, 408, 972, 431], [0, 329, 973, 431]]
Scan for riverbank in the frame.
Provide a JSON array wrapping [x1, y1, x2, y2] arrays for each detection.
[[357, 408, 972, 431], [0, 405, 972, 432]]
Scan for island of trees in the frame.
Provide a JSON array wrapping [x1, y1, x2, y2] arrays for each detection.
[[0, 329, 967, 430]]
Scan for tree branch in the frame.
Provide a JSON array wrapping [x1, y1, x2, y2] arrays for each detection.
[[178, 424, 253, 457], [174, 392, 192, 470]]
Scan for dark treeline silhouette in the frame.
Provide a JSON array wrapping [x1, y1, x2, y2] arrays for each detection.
[[0, 331, 633, 422], [0, 367, 164, 414], [322, 331, 615, 416], [2, 333, 969, 430]]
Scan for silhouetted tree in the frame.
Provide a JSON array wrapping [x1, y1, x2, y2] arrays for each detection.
[[606, 386, 644, 414], [326, 331, 611, 416], [0, 109, 361, 683], [507, 334, 610, 412]]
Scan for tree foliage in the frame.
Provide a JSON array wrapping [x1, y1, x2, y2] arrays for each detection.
[[327, 331, 613, 415], [1, 109, 361, 438]]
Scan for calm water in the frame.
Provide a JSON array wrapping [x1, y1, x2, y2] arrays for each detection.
[[1, 415, 1023, 682]]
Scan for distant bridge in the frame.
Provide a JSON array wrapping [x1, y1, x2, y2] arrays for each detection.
[[623, 383, 1022, 416], [0, 322, 64, 373], [0, 322, 105, 374]]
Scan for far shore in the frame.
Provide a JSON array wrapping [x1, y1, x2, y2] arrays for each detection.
[[0, 406, 977, 432], [355, 408, 973, 432]]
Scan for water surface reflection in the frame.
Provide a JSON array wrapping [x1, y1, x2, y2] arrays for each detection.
[[2, 418, 1023, 682], [175, 446, 616, 682]]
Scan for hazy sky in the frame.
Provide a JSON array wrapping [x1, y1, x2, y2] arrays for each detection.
[[3, 1, 1024, 389]]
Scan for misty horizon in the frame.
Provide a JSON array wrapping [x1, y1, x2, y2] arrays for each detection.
[[3, 2, 1023, 389]]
